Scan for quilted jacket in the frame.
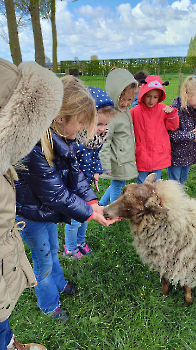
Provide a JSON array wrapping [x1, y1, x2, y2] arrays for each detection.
[[15, 131, 97, 224]]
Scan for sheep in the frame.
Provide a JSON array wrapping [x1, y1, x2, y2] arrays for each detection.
[[103, 173, 196, 304]]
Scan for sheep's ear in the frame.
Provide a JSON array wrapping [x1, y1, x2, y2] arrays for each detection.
[[144, 173, 157, 184], [144, 197, 169, 213]]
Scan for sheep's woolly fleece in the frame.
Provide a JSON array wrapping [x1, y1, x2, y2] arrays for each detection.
[[131, 180, 196, 288], [0, 60, 63, 175], [104, 176, 196, 289]]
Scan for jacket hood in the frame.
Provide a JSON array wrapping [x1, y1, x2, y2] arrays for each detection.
[[0, 58, 63, 175], [88, 86, 114, 109], [106, 68, 137, 110], [138, 75, 167, 104]]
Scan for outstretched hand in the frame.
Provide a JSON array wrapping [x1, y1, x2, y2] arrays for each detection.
[[162, 106, 173, 113], [90, 203, 120, 226]]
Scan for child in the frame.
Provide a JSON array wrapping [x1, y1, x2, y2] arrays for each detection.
[[99, 68, 138, 206], [131, 75, 179, 184], [64, 87, 115, 259], [0, 58, 63, 350], [132, 70, 149, 107], [168, 76, 196, 184], [15, 76, 118, 321]]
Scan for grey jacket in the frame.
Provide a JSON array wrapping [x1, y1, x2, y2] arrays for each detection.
[[99, 68, 138, 180]]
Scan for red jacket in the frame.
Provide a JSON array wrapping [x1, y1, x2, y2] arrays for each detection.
[[131, 75, 179, 172]]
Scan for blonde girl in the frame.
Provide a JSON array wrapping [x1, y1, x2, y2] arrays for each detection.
[[168, 76, 196, 184], [15, 76, 118, 321]]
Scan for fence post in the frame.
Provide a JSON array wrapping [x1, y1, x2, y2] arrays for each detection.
[[178, 73, 184, 95]]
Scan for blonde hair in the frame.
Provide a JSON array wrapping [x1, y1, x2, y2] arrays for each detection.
[[180, 76, 196, 109], [41, 75, 97, 166]]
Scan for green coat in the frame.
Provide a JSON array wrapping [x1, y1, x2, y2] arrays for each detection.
[[99, 68, 138, 181]]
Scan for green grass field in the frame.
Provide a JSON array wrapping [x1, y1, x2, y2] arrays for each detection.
[[10, 74, 196, 349]]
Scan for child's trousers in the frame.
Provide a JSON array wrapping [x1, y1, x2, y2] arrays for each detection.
[[167, 165, 191, 184], [99, 180, 126, 206], [16, 216, 67, 314], [137, 169, 162, 184], [65, 219, 88, 251], [0, 318, 13, 350]]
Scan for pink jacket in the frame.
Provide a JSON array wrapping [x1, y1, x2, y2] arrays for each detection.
[[131, 75, 179, 172]]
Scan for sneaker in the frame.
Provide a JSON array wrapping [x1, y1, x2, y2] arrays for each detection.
[[64, 245, 83, 260], [78, 242, 94, 255], [50, 307, 68, 322], [8, 338, 47, 350], [63, 283, 75, 295]]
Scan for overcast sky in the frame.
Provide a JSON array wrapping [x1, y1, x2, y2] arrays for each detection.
[[1, 0, 196, 63]]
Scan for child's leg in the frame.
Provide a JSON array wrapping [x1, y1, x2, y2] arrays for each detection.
[[137, 171, 149, 184], [153, 169, 162, 181], [0, 318, 13, 350], [16, 216, 65, 314], [65, 219, 81, 251], [167, 165, 181, 182], [99, 184, 111, 206], [180, 165, 191, 184], [77, 221, 88, 246], [110, 180, 126, 203]]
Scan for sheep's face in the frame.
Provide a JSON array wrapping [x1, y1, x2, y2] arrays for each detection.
[[103, 173, 167, 223]]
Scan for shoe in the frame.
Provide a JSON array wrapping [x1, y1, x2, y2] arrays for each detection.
[[8, 338, 47, 350], [50, 307, 68, 322], [63, 283, 75, 295], [64, 245, 83, 259], [78, 242, 94, 255]]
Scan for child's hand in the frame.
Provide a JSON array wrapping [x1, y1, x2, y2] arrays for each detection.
[[93, 173, 99, 192], [162, 106, 173, 113], [92, 211, 120, 226], [90, 203, 104, 214]]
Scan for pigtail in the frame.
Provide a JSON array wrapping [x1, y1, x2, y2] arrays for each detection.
[[41, 128, 54, 167]]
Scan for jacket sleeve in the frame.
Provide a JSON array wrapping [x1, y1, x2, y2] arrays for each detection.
[[164, 105, 179, 130], [168, 97, 195, 143], [93, 148, 103, 174], [19, 147, 96, 222], [99, 119, 115, 172]]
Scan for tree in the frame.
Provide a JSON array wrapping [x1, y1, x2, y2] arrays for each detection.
[[187, 35, 196, 74], [4, 0, 22, 65], [29, 0, 45, 66]]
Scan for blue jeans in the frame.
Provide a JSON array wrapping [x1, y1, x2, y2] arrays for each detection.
[[16, 216, 67, 314], [99, 180, 126, 206], [167, 165, 191, 184], [65, 219, 88, 251], [0, 318, 13, 350], [137, 169, 162, 184]]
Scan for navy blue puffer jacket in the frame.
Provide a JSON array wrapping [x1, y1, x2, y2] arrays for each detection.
[[15, 131, 97, 224]]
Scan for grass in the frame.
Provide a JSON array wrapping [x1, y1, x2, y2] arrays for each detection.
[[10, 74, 196, 349], [10, 166, 196, 350]]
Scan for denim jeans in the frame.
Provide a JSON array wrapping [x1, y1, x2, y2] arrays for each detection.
[[16, 216, 67, 314], [137, 169, 162, 184], [0, 318, 13, 350], [65, 219, 88, 251], [167, 165, 191, 184], [99, 180, 126, 206]]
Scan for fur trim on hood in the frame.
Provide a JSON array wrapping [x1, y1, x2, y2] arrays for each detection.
[[0, 58, 63, 175], [138, 75, 168, 104]]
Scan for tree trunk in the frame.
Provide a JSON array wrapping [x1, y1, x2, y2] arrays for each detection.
[[51, 0, 57, 73], [4, 0, 22, 65], [29, 0, 45, 66]]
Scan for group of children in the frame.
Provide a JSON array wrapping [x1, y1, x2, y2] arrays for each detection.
[[2, 55, 196, 349]]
